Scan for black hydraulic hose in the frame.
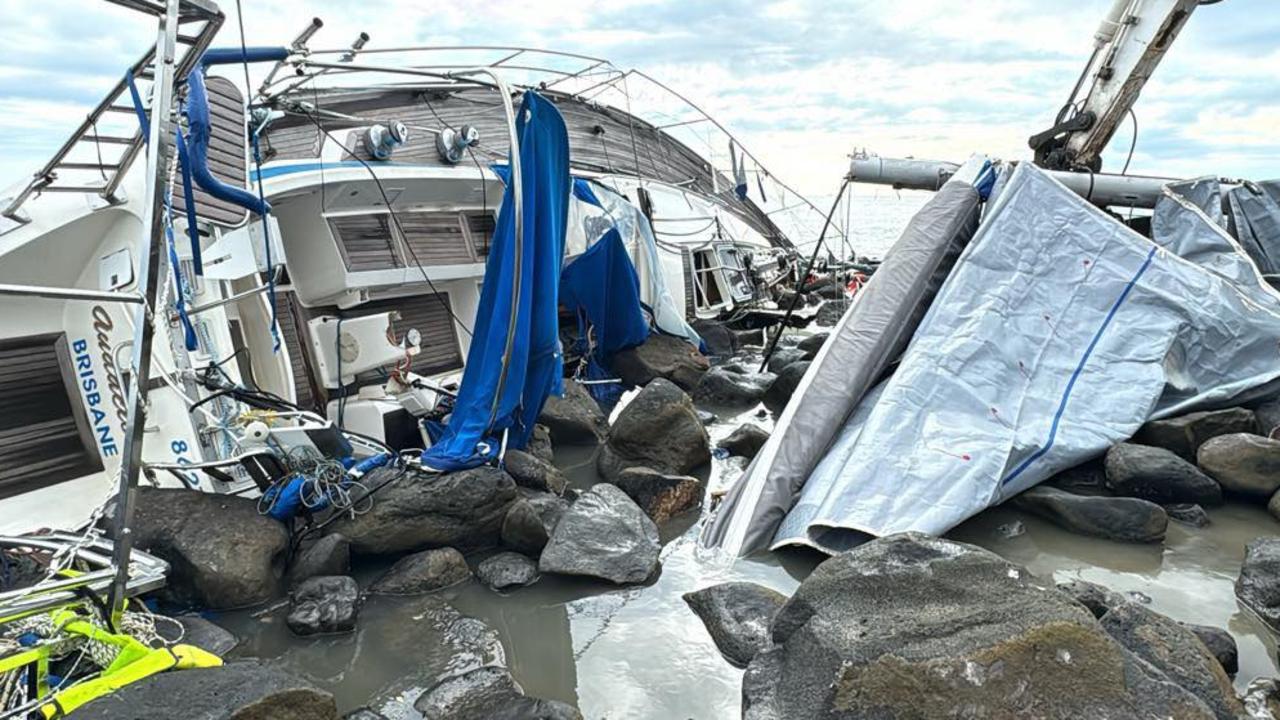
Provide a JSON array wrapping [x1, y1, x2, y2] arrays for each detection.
[[758, 177, 851, 374]]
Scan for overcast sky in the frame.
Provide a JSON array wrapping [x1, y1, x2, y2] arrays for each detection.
[[1, 0, 1276, 201]]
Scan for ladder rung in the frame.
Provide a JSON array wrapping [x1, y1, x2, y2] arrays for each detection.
[[81, 135, 136, 145], [177, 33, 199, 45], [55, 162, 117, 171], [106, 105, 142, 114]]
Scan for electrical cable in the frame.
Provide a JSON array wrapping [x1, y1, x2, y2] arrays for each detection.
[[1120, 107, 1138, 176]]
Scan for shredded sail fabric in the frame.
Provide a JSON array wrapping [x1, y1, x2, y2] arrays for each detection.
[[420, 91, 570, 472]]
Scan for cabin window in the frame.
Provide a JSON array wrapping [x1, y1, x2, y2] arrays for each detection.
[[691, 249, 725, 308], [0, 334, 103, 500], [330, 214, 402, 272], [717, 245, 755, 302]]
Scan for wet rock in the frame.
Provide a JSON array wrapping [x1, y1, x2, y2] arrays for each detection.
[[1166, 503, 1211, 527], [1255, 396, 1280, 437], [1245, 678, 1280, 719], [691, 319, 739, 356], [503, 449, 568, 495], [539, 484, 660, 584], [1047, 458, 1109, 496], [344, 709, 389, 720], [500, 492, 569, 557], [1100, 603, 1243, 719], [1236, 538, 1280, 631], [476, 552, 540, 591], [1269, 491, 1280, 522], [1012, 485, 1168, 543], [369, 547, 471, 595], [763, 360, 809, 414], [812, 299, 849, 327], [287, 576, 360, 636], [527, 424, 555, 464], [693, 365, 776, 407], [1056, 578, 1128, 619], [73, 661, 337, 719], [326, 466, 517, 555], [613, 467, 702, 524], [596, 378, 710, 482], [765, 347, 807, 374], [413, 666, 582, 720], [1104, 443, 1223, 506], [718, 423, 770, 460], [1198, 433, 1280, 498], [111, 487, 288, 609], [171, 614, 239, 656], [1180, 622, 1238, 675], [612, 333, 709, 392], [684, 582, 787, 667], [795, 332, 829, 357], [733, 328, 765, 348], [1133, 408, 1258, 460], [696, 409, 718, 426], [742, 533, 1215, 720], [288, 534, 350, 586], [538, 380, 607, 445]]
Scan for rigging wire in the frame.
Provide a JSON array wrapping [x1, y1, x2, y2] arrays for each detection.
[[1120, 107, 1139, 176]]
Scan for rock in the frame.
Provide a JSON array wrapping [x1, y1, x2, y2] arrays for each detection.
[[1056, 578, 1128, 619], [527, 424, 555, 463], [1245, 678, 1280, 720], [696, 409, 718, 426], [1100, 603, 1243, 719], [812, 299, 849, 327], [765, 347, 806, 374], [1166, 503, 1211, 527], [743, 533, 1215, 720], [596, 378, 710, 482], [538, 381, 607, 445], [613, 467, 702, 524], [369, 547, 471, 595], [1255, 395, 1280, 437], [733, 328, 764, 348], [612, 333, 709, 392], [1180, 622, 1238, 675], [109, 487, 288, 609], [795, 332, 829, 357], [1133, 408, 1258, 460], [1198, 433, 1280, 498], [683, 582, 787, 667], [287, 576, 360, 636], [1270, 490, 1280, 521], [538, 484, 660, 584], [344, 709, 389, 720], [476, 552, 540, 591], [1104, 443, 1223, 506], [500, 492, 569, 557], [1012, 485, 1168, 543], [718, 423, 770, 460], [690, 319, 739, 356], [503, 449, 568, 495], [413, 666, 582, 720], [763, 361, 809, 414], [73, 661, 337, 719], [288, 534, 350, 586], [326, 466, 517, 555], [1047, 459, 1109, 496], [1236, 537, 1280, 631], [171, 614, 239, 656], [693, 366, 775, 407]]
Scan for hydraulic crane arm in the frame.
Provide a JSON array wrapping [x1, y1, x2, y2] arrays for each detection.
[[1030, 0, 1206, 171]]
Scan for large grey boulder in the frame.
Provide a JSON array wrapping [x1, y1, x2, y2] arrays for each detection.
[[527, 424, 555, 464], [690, 319, 740, 356], [742, 533, 1215, 720], [1198, 433, 1280, 498], [1104, 443, 1223, 506], [693, 366, 775, 407], [812, 299, 848, 326], [763, 361, 808, 414], [765, 347, 807, 374], [1236, 538, 1280, 631], [476, 552, 540, 591], [795, 332, 829, 357], [326, 466, 517, 555], [612, 466, 702, 524], [368, 547, 471, 595], [1166, 503, 1211, 527], [596, 378, 710, 482], [1013, 485, 1168, 543], [1056, 578, 1128, 619], [538, 380, 607, 445], [1133, 408, 1258, 460], [112, 487, 288, 609], [503, 449, 568, 495], [500, 492, 569, 557], [287, 534, 350, 586], [413, 666, 582, 720], [1181, 622, 1238, 675], [684, 582, 787, 667], [1100, 603, 1243, 719], [1047, 459, 1109, 496], [287, 576, 360, 636], [718, 423, 770, 460], [611, 333, 709, 392], [1245, 678, 1280, 720], [73, 661, 337, 719], [539, 484, 660, 584]]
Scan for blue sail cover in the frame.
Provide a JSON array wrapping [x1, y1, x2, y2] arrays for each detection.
[[560, 227, 651, 407], [420, 92, 570, 471]]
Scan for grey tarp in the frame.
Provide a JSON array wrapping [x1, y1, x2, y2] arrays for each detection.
[[765, 163, 1280, 553], [700, 157, 984, 556], [1226, 183, 1280, 275]]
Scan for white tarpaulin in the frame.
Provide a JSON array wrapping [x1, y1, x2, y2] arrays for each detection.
[[769, 163, 1280, 553]]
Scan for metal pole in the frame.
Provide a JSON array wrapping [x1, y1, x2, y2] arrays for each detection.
[[107, 0, 182, 630]]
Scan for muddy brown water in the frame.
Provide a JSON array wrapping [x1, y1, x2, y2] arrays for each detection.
[[217, 395, 1280, 718]]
